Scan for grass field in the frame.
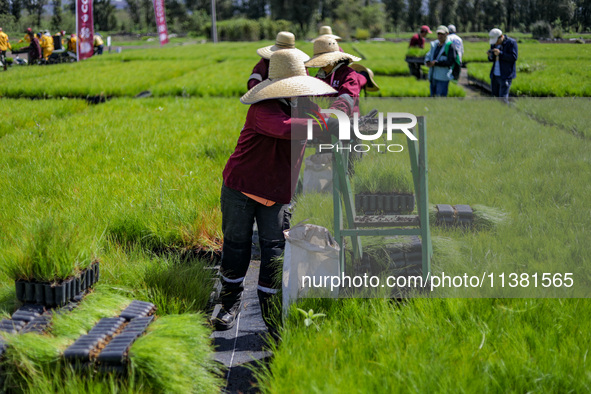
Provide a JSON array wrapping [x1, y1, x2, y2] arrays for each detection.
[[1, 39, 590, 392]]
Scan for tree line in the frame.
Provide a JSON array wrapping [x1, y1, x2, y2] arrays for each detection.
[[1, 0, 589, 36]]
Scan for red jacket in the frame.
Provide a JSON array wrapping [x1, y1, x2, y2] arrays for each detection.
[[409, 34, 425, 49], [247, 58, 269, 90], [317, 65, 366, 115], [223, 99, 320, 204]]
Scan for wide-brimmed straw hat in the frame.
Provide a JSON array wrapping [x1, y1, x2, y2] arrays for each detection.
[[257, 31, 310, 61], [312, 25, 341, 42], [240, 50, 337, 105], [304, 36, 361, 68], [349, 63, 380, 92]]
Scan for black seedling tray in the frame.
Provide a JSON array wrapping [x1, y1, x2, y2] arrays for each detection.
[[14, 261, 100, 307], [355, 193, 415, 215]]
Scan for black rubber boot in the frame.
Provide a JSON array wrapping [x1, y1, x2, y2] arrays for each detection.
[[214, 281, 243, 331], [258, 289, 280, 342]]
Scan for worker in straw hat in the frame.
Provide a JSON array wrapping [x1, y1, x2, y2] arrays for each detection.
[[247, 31, 309, 90], [217, 50, 337, 336], [312, 25, 341, 42], [349, 63, 380, 94], [305, 36, 366, 115]]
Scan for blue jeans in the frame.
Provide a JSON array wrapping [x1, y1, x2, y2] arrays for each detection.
[[430, 79, 450, 97], [220, 183, 290, 298], [491, 75, 512, 100]]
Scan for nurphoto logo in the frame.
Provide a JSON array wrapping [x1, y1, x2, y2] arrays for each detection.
[[306, 109, 418, 153]]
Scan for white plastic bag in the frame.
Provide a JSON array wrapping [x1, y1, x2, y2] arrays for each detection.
[[282, 223, 340, 315], [303, 153, 333, 193]]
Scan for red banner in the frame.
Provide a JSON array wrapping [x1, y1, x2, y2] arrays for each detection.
[[76, 0, 94, 61], [153, 0, 169, 45]]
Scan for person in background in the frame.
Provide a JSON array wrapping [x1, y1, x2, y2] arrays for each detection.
[[304, 36, 365, 116], [0, 27, 11, 71], [408, 25, 431, 79], [487, 28, 518, 102], [447, 24, 464, 63], [68, 33, 77, 56], [40, 31, 54, 62], [18, 28, 33, 44], [216, 50, 336, 336], [94, 34, 104, 55], [424, 25, 457, 97], [26, 31, 42, 65], [247, 31, 309, 90]]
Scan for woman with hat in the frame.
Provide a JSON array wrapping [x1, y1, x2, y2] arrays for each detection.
[[304, 36, 366, 115], [247, 31, 309, 90], [217, 50, 336, 334]]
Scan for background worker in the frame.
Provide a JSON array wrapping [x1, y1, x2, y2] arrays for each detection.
[[217, 50, 336, 336], [408, 25, 431, 79], [94, 34, 104, 55], [18, 28, 33, 44], [26, 31, 42, 64], [247, 31, 309, 90], [40, 31, 54, 62], [487, 28, 518, 101], [312, 25, 344, 52], [0, 27, 11, 71], [67, 33, 77, 57], [304, 36, 365, 116], [424, 25, 458, 97], [447, 24, 464, 63]]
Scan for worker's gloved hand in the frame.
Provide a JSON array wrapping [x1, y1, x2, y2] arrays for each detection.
[[325, 117, 340, 138]]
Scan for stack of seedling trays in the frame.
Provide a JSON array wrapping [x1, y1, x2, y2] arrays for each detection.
[[64, 300, 157, 373], [355, 193, 415, 215], [434, 204, 473, 227], [14, 261, 100, 307]]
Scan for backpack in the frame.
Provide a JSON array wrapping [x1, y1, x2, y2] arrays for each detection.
[[444, 41, 462, 81]]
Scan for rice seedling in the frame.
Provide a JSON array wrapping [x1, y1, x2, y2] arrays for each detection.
[[130, 314, 223, 393], [2, 218, 94, 282], [351, 150, 414, 194], [471, 204, 510, 231]]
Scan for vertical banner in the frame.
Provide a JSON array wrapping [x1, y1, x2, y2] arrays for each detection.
[[153, 0, 169, 45], [76, 0, 94, 61]]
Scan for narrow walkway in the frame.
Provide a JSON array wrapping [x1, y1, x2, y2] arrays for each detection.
[[458, 68, 489, 98], [211, 260, 271, 394]]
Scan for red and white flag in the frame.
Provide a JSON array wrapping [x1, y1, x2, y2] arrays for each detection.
[[153, 0, 169, 45], [76, 0, 94, 61]]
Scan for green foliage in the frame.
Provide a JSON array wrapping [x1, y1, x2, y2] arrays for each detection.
[[130, 314, 223, 393], [531, 20, 553, 39], [354, 28, 370, 40], [2, 218, 93, 282], [259, 298, 591, 392]]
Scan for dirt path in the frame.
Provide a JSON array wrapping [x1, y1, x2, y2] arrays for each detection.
[[458, 68, 489, 98]]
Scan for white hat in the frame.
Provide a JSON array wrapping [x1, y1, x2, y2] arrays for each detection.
[[240, 50, 337, 105], [448, 24, 456, 34], [312, 25, 341, 42], [436, 25, 449, 34], [489, 28, 502, 45], [304, 36, 361, 68], [256, 31, 310, 61]]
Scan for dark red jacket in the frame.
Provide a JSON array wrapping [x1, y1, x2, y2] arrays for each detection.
[[409, 34, 425, 49], [28, 37, 42, 60], [317, 65, 366, 115], [223, 99, 319, 204], [247, 58, 270, 90]]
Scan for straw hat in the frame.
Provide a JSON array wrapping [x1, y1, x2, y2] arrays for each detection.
[[349, 63, 380, 92], [257, 31, 310, 61], [304, 36, 361, 68], [312, 25, 341, 42], [240, 50, 337, 105]]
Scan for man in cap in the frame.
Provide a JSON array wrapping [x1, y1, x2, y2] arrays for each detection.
[[217, 50, 336, 336], [487, 28, 518, 101], [0, 28, 11, 71], [248, 31, 309, 90], [424, 25, 458, 97], [408, 25, 431, 79], [25, 31, 42, 65], [447, 24, 464, 63], [305, 36, 366, 115]]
